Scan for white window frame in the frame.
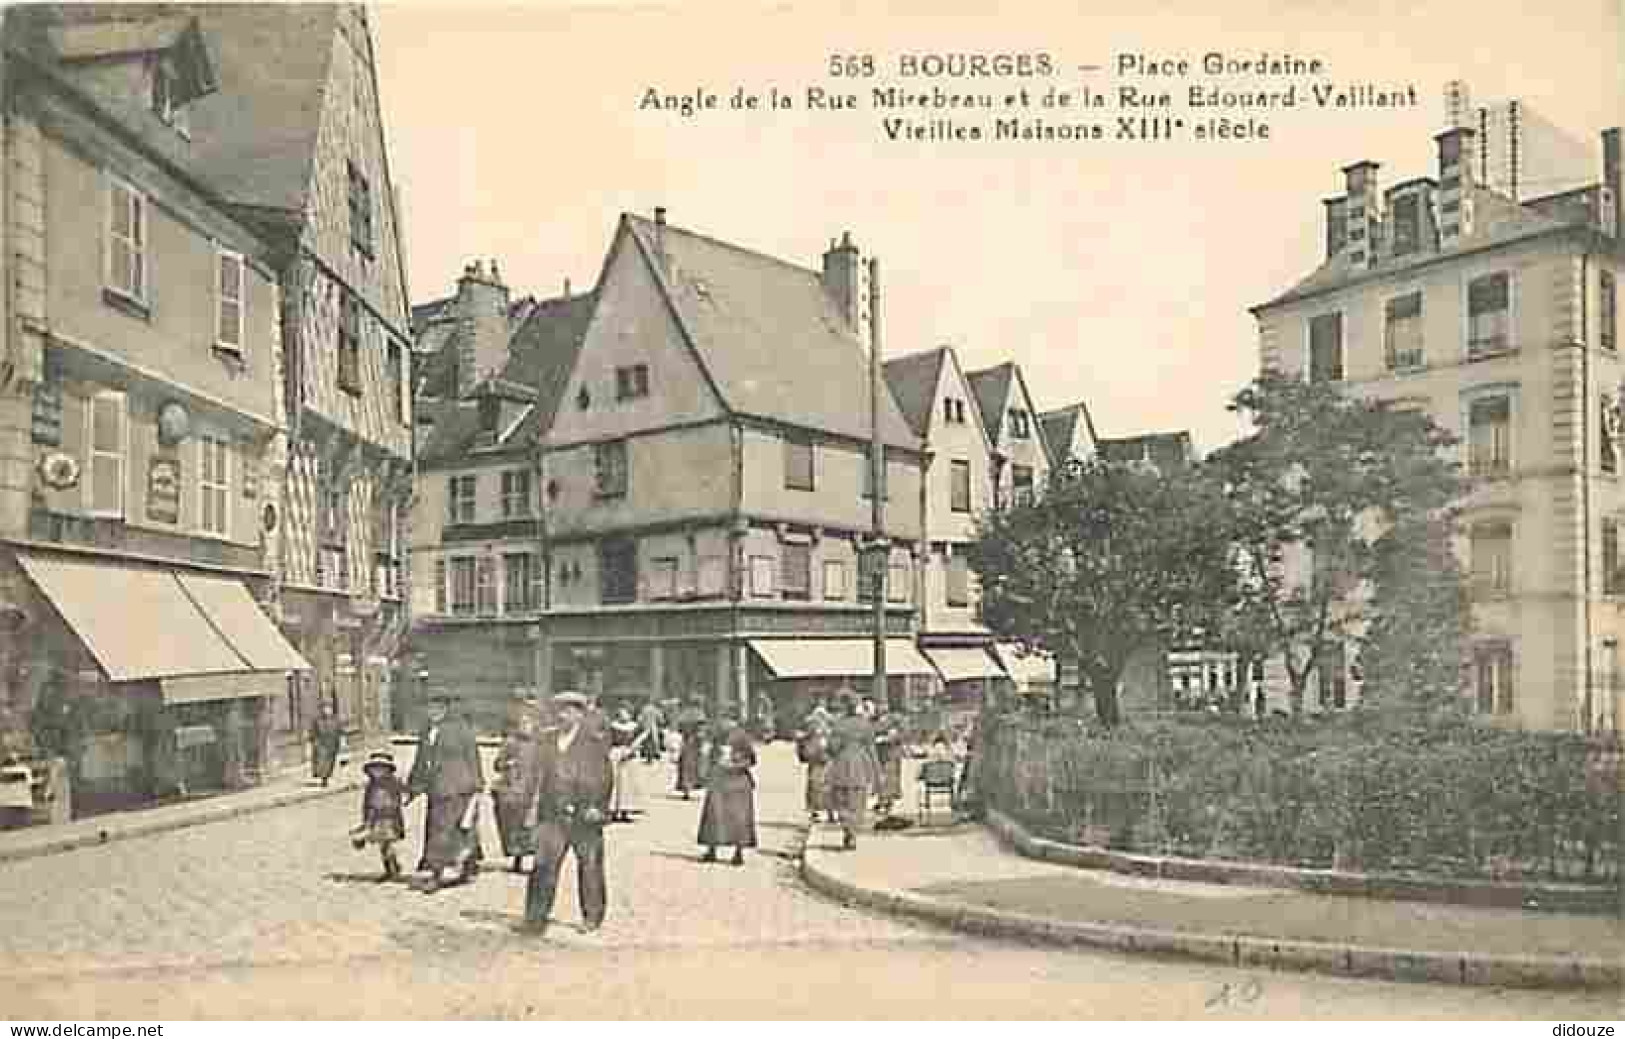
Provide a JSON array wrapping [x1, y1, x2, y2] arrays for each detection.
[[748, 555, 775, 598], [501, 468, 532, 518], [1383, 289, 1425, 371], [887, 561, 910, 603], [84, 390, 128, 518], [196, 431, 233, 539], [105, 175, 147, 305], [448, 474, 476, 525], [215, 249, 245, 353], [1461, 382, 1518, 482]]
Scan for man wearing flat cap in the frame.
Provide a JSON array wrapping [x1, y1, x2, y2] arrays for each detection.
[[407, 690, 484, 892], [520, 690, 614, 935]]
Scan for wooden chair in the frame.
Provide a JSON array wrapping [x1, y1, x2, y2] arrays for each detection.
[[917, 759, 958, 825]]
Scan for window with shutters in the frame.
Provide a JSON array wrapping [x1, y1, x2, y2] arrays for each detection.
[[1384, 292, 1424, 370], [504, 552, 535, 612], [1470, 521, 1514, 597], [216, 251, 245, 353], [338, 292, 362, 395], [1468, 396, 1511, 478], [85, 391, 127, 518], [387, 341, 404, 423], [946, 553, 970, 607], [475, 556, 497, 615], [780, 544, 811, 600], [950, 459, 971, 513], [1467, 272, 1511, 357], [1473, 644, 1515, 715], [106, 178, 146, 304], [595, 440, 628, 499], [433, 559, 447, 613], [600, 538, 638, 604], [784, 433, 814, 491], [501, 469, 532, 518], [1605, 399, 1619, 475], [1604, 270, 1618, 353], [449, 557, 476, 615], [447, 474, 476, 524], [823, 560, 847, 600], [1308, 313, 1343, 382], [748, 555, 775, 598], [198, 433, 232, 538]]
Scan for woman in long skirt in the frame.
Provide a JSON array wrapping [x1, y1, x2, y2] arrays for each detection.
[[797, 706, 832, 822], [674, 701, 706, 800], [697, 726, 757, 865], [824, 695, 880, 851], [608, 707, 646, 823], [490, 712, 541, 871], [873, 709, 904, 814], [309, 703, 342, 787]]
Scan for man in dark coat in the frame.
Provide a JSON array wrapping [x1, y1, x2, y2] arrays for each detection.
[[520, 691, 614, 936], [309, 702, 343, 787], [407, 692, 484, 893]]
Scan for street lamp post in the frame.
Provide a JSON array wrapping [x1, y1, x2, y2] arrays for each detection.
[[868, 256, 888, 709]]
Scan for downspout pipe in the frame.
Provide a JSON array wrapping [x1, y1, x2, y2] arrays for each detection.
[[1583, 246, 1594, 732]]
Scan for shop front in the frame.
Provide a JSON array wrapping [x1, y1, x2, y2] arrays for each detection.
[[748, 636, 936, 734], [8, 551, 310, 819]]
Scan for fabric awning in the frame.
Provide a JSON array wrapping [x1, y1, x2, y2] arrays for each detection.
[[176, 573, 309, 672], [994, 643, 1058, 692], [749, 638, 937, 679], [17, 553, 309, 690], [923, 646, 1009, 683]]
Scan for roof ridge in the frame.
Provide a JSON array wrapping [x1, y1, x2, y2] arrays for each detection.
[[883, 344, 951, 366], [625, 212, 826, 282]]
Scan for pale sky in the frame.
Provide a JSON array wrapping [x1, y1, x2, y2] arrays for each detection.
[[372, 0, 1624, 454]]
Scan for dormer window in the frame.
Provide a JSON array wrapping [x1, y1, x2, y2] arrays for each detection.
[[1390, 195, 1420, 257], [151, 57, 189, 137]]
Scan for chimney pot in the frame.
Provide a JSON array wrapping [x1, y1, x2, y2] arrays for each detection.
[[564, 277, 573, 296], [655, 206, 667, 226]]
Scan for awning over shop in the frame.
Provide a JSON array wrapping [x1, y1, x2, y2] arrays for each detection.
[[994, 643, 1057, 692], [17, 553, 310, 697], [176, 573, 309, 672], [749, 638, 937, 680], [922, 646, 1009, 683]]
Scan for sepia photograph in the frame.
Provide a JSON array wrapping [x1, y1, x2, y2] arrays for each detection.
[[0, 0, 1620, 1023]]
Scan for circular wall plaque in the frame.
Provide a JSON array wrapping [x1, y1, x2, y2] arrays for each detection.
[[157, 401, 190, 445]]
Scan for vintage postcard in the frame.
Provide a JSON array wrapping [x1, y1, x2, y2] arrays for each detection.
[[0, 0, 1619, 1023]]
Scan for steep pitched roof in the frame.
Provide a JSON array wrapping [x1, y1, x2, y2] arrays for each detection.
[[414, 290, 597, 463], [1040, 402, 1097, 464], [180, 3, 340, 214], [966, 363, 1015, 443], [882, 347, 948, 438], [1257, 184, 1586, 312], [622, 214, 918, 450]]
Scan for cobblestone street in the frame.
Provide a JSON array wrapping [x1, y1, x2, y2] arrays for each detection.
[[1, 744, 1616, 1019]]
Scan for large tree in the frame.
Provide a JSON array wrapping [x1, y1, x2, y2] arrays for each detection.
[[1208, 370, 1466, 715], [968, 457, 1236, 727]]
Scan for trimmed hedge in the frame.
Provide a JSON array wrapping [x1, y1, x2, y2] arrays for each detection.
[[979, 712, 1621, 884]]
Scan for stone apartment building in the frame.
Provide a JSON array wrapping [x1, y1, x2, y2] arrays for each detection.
[[0, 6, 311, 811], [1253, 118, 1623, 732], [405, 265, 593, 732]]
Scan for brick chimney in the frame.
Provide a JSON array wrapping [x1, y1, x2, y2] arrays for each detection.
[[652, 206, 669, 276], [1603, 128, 1621, 242], [1435, 126, 1478, 248], [821, 231, 868, 343], [1341, 161, 1381, 269], [454, 259, 510, 398]]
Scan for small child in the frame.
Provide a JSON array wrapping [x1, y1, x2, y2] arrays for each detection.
[[352, 749, 407, 881]]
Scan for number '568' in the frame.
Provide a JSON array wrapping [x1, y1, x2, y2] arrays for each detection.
[[828, 55, 876, 77]]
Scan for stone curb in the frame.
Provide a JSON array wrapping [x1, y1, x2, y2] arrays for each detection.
[[799, 838, 1622, 991], [986, 807, 1620, 916], [0, 776, 365, 865]]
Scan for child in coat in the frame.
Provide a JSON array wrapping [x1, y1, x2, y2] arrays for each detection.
[[352, 749, 408, 881]]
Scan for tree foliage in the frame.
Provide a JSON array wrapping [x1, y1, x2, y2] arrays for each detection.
[[968, 457, 1236, 727], [1208, 369, 1467, 714]]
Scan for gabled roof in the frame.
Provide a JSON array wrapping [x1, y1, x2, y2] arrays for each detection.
[[882, 347, 948, 438], [966, 363, 1015, 443], [1040, 402, 1098, 464], [415, 290, 598, 463], [622, 214, 918, 449], [181, 3, 340, 214], [1256, 183, 1588, 313]]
